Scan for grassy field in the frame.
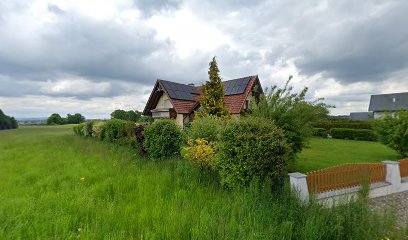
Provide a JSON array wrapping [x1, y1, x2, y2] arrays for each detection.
[[295, 137, 401, 173], [0, 126, 400, 239]]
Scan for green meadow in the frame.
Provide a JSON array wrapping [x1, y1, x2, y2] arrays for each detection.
[[296, 137, 401, 173], [0, 126, 402, 239]]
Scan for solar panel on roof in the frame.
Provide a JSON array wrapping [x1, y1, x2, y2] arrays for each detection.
[[159, 80, 200, 101], [222, 77, 251, 96]]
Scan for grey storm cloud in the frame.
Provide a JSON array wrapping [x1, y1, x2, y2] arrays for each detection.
[[0, 0, 407, 117]]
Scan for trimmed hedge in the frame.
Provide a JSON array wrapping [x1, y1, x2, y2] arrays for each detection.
[[144, 119, 185, 160], [73, 120, 137, 147], [215, 117, 293, 189], [103, 119, 136, 146], [331, 128, 376, 141], [188, 115, 220, 142], [313, 128, 327, 138], [313, 119, 372, 130]]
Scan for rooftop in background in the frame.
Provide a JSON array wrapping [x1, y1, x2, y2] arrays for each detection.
[[349, 112, 373, 121], [369, 92, 408, 112]]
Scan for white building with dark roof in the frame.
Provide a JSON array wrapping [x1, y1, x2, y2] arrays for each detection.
[[368, 92, 408, 119]]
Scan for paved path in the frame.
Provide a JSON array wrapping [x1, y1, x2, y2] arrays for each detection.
[[369, 191, 408, 229]]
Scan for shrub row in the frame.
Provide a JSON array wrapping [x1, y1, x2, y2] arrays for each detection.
[[73, 116, 296, 191], [312, 119, 372, 130], [331, 128, 377, 141], [312, 128, 327, 138], [73, 120, 138, 148]]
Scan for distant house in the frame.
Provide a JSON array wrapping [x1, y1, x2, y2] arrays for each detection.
[[143, 75, 263, 126], [368, 92, 408, 119], [349, 112, 373, 121]]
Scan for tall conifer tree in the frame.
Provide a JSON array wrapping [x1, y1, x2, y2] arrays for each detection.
[[197, 57, 230, 118]]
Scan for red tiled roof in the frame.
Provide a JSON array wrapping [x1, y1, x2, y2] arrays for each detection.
[[224, 77, 256, 114]]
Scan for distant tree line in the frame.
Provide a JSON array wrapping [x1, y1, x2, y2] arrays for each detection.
[[110, 109, 153, 123], [47, 113, 86, 125], [0, 109, 18, 130]]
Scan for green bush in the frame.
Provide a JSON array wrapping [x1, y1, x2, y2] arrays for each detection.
[[188, 115, 220, 142], [373, 110, 408, 157], [75, 123, 86, 136], [251, 77, 329, 154], [313, 128, 327, 138], [313, 119, 372, 130], [215, 117, 293, 189], [0, 109, 18, 130], [182, 138, 215, 170], [103, 119, 136, 146], [144, 119, 185, 160], [83, 121, 94, 137], [331, 128, 376, 141], [92, 121, 106, 140]]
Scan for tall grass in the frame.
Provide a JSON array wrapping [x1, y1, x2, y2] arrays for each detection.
[[0, 126, 400, 239]]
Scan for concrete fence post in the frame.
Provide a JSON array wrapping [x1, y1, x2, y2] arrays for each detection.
[[382, 160, 401, 192], [288, 172, 309, 201]]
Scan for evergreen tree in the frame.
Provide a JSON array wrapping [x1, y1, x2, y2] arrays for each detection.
[[197, 57, 230, 118]]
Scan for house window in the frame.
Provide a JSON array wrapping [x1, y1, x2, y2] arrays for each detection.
[[244, 100, 251, 110], [392, 97, 396, 103]]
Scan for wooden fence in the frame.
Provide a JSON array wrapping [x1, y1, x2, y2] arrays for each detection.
[[306, 163, 386, 193], [400, 158, 408, 178]]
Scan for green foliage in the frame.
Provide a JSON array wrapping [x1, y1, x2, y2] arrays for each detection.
[[46, 113, 65, 125], [66, 113, 85, 124], [197, 57, 230, 118], [110, 109, 142, 122], [0, 109, 18, 130], [331, 128, 376, 141], [188, 115, 220, 142], [313, 119, 372, 130], [373, 110, 408, 157], [92, 121, 106, 140], [0, 126, 400, 239], [74, 123, 85, 136], [252, 76, 330, 154], [83, 121, 94, 137], [295, 137, 400, 173], [144, 119, 185, 160], [182, 138, 215, 169], [215, 117, 293, 189], [312, 128, 327, 138], [139, 115, 154, 123], [103, 119, 136, 146]]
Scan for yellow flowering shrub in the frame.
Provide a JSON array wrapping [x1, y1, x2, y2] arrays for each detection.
[[182, 138, 215, 169]]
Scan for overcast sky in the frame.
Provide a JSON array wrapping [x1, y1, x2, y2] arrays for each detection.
[[1, 0, 407, 119]]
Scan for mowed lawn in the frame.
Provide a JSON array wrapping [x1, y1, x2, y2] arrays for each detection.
[[295, 137, 401, 173], [0, 126, 399, 239]]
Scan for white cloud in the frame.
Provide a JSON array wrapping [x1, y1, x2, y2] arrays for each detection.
[[0, 0, 407, 118]]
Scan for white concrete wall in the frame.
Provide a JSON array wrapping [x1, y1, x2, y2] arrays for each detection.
[[289, 161, 408, 207], [155, 92, 173, 109]]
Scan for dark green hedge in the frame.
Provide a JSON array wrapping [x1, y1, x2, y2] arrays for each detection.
[[313, 119, 372, 130], [312, 128, 327, 138], [331, 128, 376, 141]]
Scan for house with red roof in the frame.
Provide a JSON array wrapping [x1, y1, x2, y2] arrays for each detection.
[[143, 75, 263, 126]]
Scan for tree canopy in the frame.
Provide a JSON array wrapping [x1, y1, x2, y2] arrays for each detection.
[[373, 110, 408, 157], [251, 76, 330, 154], [111, 109, 142, 122], [197, 57, 230, 118], [47, 113, 65, 125], [0, 109, 18, 130]]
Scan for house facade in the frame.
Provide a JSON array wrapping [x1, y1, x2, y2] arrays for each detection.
[[143, 75, 263, 126], [368, 92, 408, 119]]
